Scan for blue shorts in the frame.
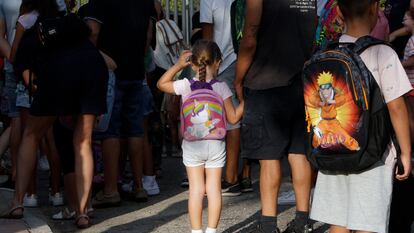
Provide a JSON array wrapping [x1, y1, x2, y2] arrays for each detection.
[[3, 70, 19, 118], [142, 83, 154, 116], [96, 79, 145, 139], [217, 62, 240, 130]]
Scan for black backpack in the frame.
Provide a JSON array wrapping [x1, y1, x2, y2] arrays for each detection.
[[302, 36, 394, 173]]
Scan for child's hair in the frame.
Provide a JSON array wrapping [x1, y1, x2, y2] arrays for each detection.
[[20, 0, 59, 17], [337, 0, 378, 20], [191, 40, 222, 82]]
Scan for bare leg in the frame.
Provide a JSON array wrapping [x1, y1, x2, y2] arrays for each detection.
[[259, 160, 282, 216], [128, 137, 145, 190], [102, 138, 120, 195], [224, 129, 240, 184], [330, 225, 350, 233], [187, 165, 205, 230], [288, 154, 312, 212], [241, 159, 251, 179], [205, 167, 222, 229], [0, 127, 11, 156], [45, 127, 61, 195], [10, 117, 21, 181], [64, 173, 77, 211], [73, 114, 95, 215], [13, 116, 55, 206]]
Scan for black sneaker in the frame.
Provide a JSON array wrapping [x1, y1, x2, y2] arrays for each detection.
[[249, 223, 281, 233], [221, 181, 241, 196], [282, 220, 313, 233], [239, 177, 253, 193]]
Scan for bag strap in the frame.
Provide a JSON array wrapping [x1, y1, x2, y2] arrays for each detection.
[[164, 19, 187, 49], [353, 35, 391, 55]]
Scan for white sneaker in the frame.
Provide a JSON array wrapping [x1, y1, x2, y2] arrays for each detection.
[[49, 192, 64, 206], [142, 176, 160, 196], [38, 155, 50, 171], [278, 190, 296, 205], [121, 180, 133, 193], [23, 194, 39, 207]]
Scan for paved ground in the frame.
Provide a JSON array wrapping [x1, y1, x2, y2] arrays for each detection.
[[0, 157, 333, 233]]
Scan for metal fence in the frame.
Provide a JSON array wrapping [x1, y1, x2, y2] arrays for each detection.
[[162, 0, 200, 45]]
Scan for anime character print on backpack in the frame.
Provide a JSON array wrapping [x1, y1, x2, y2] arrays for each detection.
[[303, 36, 394, 173]]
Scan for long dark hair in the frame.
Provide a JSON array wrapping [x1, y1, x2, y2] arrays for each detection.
[[20, 0, 59, 18]]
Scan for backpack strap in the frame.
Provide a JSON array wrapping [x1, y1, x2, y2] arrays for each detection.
[[353, 36, 391, 55]]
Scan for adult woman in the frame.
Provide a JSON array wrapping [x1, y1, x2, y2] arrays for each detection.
[[2, 0, 108, 229]]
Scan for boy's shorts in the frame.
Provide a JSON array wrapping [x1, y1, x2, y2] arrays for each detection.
[[3, 71, 19, 118], [182, 140, 226, 168], [311, 162, 394, 233], [142, 84, 154, 116], [217, 62, 240, 131], [16, 83, 31, 109], [241, 77, 307, 160]]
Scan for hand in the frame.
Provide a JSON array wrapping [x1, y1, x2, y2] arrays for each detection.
[[100, 51, 117, 71], [234, 80, 244, 102], [396, 153, 412, 181], [176, 50, 192, 69]]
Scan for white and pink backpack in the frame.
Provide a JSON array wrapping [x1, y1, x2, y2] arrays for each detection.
[[181, 79, 227, 141]]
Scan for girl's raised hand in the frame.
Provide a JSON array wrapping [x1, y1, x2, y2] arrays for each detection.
[[176, 50, 192, 69]]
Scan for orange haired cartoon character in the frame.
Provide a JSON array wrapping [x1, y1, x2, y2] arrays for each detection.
[[306, 71, 360, 151]]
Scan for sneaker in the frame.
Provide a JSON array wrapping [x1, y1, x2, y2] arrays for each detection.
[[52, 207, 75, 220], [278, 190, 296, 205], [181, 178, 189, 188], [250, 223, 280, 233], [92, 191, 121, 208], [134, 189, 148, 202], [142, 176, 160, 196], [240, 177, 253, 193], [282, 220, 313, 233], [122, 181, 134, 193], [23, 194, 39, 207], [221, 181, 241, 197], [49, 192, 64, 206], [38, 155, 50, 171]]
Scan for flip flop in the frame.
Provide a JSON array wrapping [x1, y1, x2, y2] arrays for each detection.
[[75, 214, 91, 229], [1, 205, 24, 219]]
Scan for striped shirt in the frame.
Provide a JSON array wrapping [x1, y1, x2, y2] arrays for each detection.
[[403, 36, 414, 85]]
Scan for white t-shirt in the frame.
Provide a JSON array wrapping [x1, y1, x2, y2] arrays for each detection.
[[403, 35, 414, 85], [200, 0, 237, 74], [18, 11, 39, 30], [340, 34, 413, 165], [0, 0, 21, 71], [173, 77, 233, 101]]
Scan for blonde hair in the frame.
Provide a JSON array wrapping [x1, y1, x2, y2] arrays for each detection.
[[191, 40, 222, 82]]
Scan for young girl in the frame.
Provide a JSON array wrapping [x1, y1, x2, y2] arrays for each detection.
[[157, 40, 244, 233]]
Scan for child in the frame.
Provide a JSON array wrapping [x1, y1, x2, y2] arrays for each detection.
[[401, 11, 414, 145], [157, 40, 244, 233], [310, 0, 412, 233]]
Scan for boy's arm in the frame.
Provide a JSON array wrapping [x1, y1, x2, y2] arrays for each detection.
[[223, 98, 244, 124], [157, 50, 192, 94], [388, 97, 412, 180], [234, 0, 262, 101]]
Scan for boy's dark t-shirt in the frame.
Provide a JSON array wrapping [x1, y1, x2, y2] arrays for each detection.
[[243, 0, 316, 90], [87, 0, 156, 80]]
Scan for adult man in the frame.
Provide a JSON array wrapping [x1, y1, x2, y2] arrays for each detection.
[[234, 0, 316, 232], [86, 0, 156, 206], [200, 0, 252, 196]]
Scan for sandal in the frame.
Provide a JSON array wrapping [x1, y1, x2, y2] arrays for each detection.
[[75, 214, 91, 229], [1, 204, 24, 219], [52, 207, 75, 220]]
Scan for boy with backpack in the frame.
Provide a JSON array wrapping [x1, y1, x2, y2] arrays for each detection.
[[307, 0, 412, 232]]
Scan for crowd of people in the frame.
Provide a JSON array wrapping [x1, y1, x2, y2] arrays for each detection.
[[0, 0, 412, 233]]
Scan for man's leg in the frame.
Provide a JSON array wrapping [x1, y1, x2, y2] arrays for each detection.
[[102, 138, 121, 195], [288, 154, 311, 212], [259, 160, 282, 232]]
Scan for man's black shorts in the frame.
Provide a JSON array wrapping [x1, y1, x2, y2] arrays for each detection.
[[241, 78, 307, 160]]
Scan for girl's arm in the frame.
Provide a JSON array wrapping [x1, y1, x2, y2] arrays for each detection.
[[223, 98, 244, 124], [389, 26, 411, 42], [387, 96, 412, 180], [157, 50, 192, 94], [9, 23, 25, 63]]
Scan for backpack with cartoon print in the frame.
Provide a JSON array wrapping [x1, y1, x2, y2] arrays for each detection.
[[181, 79, 227, 141], [302, 36, 394, 173]]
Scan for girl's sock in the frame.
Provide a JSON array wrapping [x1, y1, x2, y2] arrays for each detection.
[[205, 227, 217, 233], [191, 230, 203, 233]]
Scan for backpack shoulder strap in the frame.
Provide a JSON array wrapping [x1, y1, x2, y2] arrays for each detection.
[[353, 36, 391, 55]]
